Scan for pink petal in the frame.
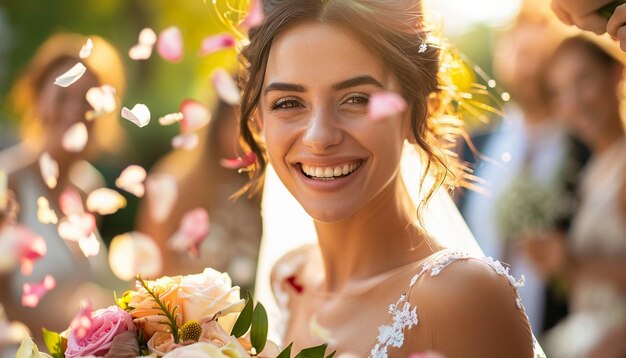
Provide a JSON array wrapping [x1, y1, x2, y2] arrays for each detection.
[[129, 28, 157, 60], [200, 33, 236, 56], [20, 233, 46, 275], [212, 69, 241, 105], [54, 63, 87, 88], [220, 152, 257, 170], [78, 233, 101, 257], [37, 196, 58, 224], [180, 99, 211, 133], [62, 122, 89, 153], [146, 174, 178, 223], [108, 232, 162, 281], [157, 26, 184, 63], [79, 38, 93, 59], [368, 91, 408, 121], [59, 188, 84, 217], [242, 0, 265, 29], [121, 104, 151, 128], [69, 301, 93, 340], [86, 188, 127, 215], [115, 165, 147, 198], [86, 85, 117, 120], [158, 112, 184, 126], [39, 152, 59, 189], [57, 213, 96, 242], [22, 275, 56, 308], [171, 133, 199, 150], [167, 208, 210, 258], [0, 170, 7, 212]]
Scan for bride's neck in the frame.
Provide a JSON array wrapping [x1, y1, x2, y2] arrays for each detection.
[[314, 175, 432, 292]]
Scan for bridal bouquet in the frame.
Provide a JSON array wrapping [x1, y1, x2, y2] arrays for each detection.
[[17, 268, 334, 358]]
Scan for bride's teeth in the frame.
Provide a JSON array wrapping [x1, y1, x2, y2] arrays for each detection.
[[324, 167, 333, 178], [315, 167, 324, 178], [302, 161, 361, 179], [334, 167, 342, 176]]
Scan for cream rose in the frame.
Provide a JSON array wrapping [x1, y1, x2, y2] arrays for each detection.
[[16, 337, 52, 358], [179, 268, 245, 333], [161, 341, 243, 358]]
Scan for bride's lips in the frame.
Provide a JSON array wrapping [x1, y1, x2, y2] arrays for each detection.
[[291, 159, 366, 191]]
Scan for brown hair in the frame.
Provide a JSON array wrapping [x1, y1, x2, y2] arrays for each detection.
[[238, 0, 457, 215]]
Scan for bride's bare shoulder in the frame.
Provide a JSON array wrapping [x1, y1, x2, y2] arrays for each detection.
[[269, 245, 316, 290]]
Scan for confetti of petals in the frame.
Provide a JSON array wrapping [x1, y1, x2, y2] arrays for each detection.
[[146, 174, 177, 223], [69, 301, 92, 340], [157, 26, 184, 63], [108, 232, 162, 281], [37, 196, 58, 225], [129, 28, 157, 60], [39, 152, 59, 189], [180, 99, 211, 133], [22, 275, 56, 308], [54, 63, 87, 88], [212, 69, 241, 105], [242, 0, 265, 29], [59, 188, 84, 217], [79, 38, 93, 59], [57, 213, 96, 242], [78, 233, 100, 257], [121, 104, 151, 128], [86, 188, 127, 215], [158, 112, 184, 126], [220, 151, 257, 170], [20, 230, 46, 276], [367, 91, 408, 121], [171, 133, 199, 150], [62, 122, 89, 153], [115, 165, 147, 198], [167, 208, 210, 258], [86, 85, 117, 120], [200, 33, 236, 56]]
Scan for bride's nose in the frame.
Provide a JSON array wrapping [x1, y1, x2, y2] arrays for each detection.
[[302, 108, 343, 152]]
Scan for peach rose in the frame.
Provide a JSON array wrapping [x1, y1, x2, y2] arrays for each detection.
[[129, 276, 182, 339]]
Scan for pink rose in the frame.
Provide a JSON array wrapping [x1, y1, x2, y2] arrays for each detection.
[[65, 305, 135, 358]]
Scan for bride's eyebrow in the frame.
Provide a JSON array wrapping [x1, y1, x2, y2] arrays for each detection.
[[332, 75, 384, 90], [264, 82, 305, 95]]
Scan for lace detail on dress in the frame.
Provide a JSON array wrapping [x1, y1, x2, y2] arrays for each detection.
[[370, 293, 418, 358]]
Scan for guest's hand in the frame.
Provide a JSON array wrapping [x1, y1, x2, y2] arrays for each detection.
[[519, 231, 569, 280], [551, 0, 613, 34], [608, 4, 626, 52]]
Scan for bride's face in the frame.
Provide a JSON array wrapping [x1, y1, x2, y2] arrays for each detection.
[[260, 22, 410, 222]]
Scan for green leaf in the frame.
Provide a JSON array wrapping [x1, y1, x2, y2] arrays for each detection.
[[231, 291, 254, 338], [42, 328, 65, 358], [325, 351, 336, 358], [294, 344, 329, 358], [250, 302, 268, 353], [276, 343, 293, 358]]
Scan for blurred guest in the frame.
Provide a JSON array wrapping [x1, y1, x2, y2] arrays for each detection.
[[458, 8, 590, 336], [136, 100, 262, 292], [526, 35, 626, 358], [0, 33, 127, 349]]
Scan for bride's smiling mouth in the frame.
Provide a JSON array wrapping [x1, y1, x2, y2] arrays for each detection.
[[294, 160, 365, 181]]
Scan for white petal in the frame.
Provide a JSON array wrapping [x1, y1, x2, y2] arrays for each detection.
[[86, 85, 117, 116], [59, 188, 84, 216], [180, 99, 211, 133], [121, 104, 151, 128], [39, 152, 59, 189], [158, 112, 184, 126], [57, 213, 96, 242], [62, 122, 88, 153], [212, 69, 241, 105], [86, 188, 127, 215], [139, 28, 157, 46], [171, 133, 199, 150], [108, 232, 162, 281], [129, 28, 157, 61], [115, 165, 147, 198], [37, 197, 58, 225], [79, 38, 93, 59], [146, 174, 177, 223], [78, 233, 100, 257], [54, 63, 87, 88]]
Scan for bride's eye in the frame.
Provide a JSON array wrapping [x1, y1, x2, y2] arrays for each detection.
[[270, 97, 302, 111], [343, 93, 369, 106]]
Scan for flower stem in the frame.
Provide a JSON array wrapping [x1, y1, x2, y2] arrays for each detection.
[[137, 276, 180, 343]]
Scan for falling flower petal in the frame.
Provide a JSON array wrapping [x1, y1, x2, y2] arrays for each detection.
[[242, 0, 265, 29], [115, 165, 147, 198], [37, 197, 58, 225], [0, 170, 7, 211], [79, 38, 93, 59], [200, 33, 236, 56], [368, 91, 408, 121], [171, 133, 199, 150], [39, 152, 59, 189], [212, 69, 240, 105], [108, 232, 162, 281], [146, 174, 177, 223], [59, 188, 84, 217], [129, 28, 157, 60], [69, 302, 92, 340], [157, 26, 183, 63], [62, 122, 88, 153], [85, 85, 117, 120], [220, 152, 257, 170], [180, 99, 211, 133], [86, 188, 127, 215], [54, 63, 87, 88], [167, 208, 210, 258], [22, 275, 56, 308], [20, 232, 46, 276], [78, 233, 100, 257], [121, 104, 151, 128], [158, 112, 184, 126], [57, 213, 96, 242]]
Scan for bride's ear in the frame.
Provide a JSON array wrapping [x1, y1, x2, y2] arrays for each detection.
[[253, 110, 265, 140]]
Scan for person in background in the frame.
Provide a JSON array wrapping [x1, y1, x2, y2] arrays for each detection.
[[525, 35, 626, 358]]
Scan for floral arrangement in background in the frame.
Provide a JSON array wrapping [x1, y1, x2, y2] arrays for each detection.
[[16, 268, 335, 358]]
